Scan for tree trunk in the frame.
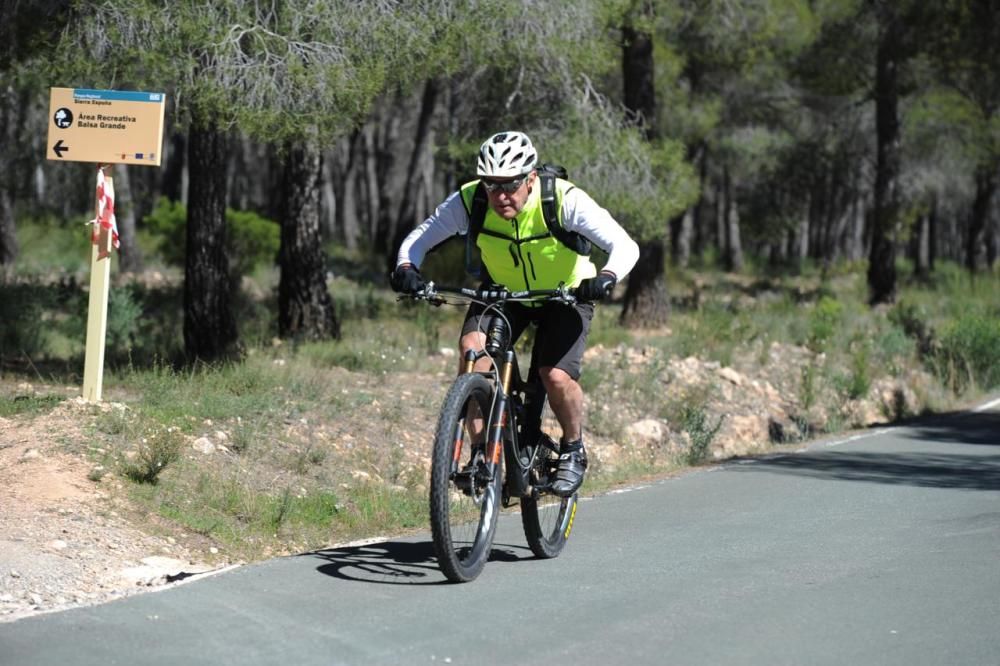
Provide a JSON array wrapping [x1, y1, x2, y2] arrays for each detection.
[[184, 118, 239, 362], [620, 15, 667, 328], [927, 194, 938, 272], [161, 132, 187, 203], [867, 6, 903, 305], [335, 131, 363, 250], [721, 166, 744, 272], [278, 135, 339, 341], [388, 77, 440, 271], [671, 142, 702, 267], [692, 146, 710, 260], [965, 162, 997, 272], [622, 23, 657, 138], [669, 208, 693, 268], [320, 159, 337, 242], [0, 82, 18, 266], [986, 213, 997, 270], [373, 104, 404, 257], [114, 165, 144, 273], [913, 210, 930, 280], [362, 125, 381, 245], [620, 240, 670, 328]]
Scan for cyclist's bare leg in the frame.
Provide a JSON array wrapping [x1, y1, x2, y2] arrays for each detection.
[[458, 331, 492, 374], [459, 331, 492, 443], [538, 366, 583, 442]]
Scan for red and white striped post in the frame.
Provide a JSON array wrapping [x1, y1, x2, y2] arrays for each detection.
[[82, 164, 120, 403]]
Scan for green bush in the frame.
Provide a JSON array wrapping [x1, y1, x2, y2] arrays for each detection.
[[807, 296, 843, 352], [0, 284, 54, 360], [682, 405, 724, 465], [840, 340, 872, 400], [142, 197, 279, 278], [141, 197, 187, 267], [120, 424, 184, 485], [106, 287, 143, 362], [888, 300, 934, 356], [932, 311, 1000, 391]]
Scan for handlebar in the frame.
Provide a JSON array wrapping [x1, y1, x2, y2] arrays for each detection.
[[406, 282, 577, 306]]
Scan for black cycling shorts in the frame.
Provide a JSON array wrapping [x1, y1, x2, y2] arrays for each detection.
[[460, 300, 595, 380]]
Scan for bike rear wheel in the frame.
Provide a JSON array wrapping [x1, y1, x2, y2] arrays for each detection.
[[521, 448, 578, 559], [429, 372, 502, 582]]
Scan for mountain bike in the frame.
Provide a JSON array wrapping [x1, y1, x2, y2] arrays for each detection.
[[406, 282, 580, 583]]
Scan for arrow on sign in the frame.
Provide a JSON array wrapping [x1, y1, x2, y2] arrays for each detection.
[[53, 139, 69, 158]]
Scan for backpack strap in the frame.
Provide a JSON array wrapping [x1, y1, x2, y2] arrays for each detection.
[[539, 171, 592, 256], [465, 182, 489, 277]]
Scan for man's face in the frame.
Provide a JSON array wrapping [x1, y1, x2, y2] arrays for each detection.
[[483, 171, 536, 220]]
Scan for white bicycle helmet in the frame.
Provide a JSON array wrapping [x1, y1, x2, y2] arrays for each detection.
[[476, 131, 538, 177]]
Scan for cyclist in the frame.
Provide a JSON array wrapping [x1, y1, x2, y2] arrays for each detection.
[[391, 131, 639, 497]]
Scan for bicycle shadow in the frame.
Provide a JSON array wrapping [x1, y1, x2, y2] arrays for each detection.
[[305, 539, 533, 585]]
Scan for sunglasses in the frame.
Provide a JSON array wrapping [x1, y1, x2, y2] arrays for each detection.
[[482, 176, 526, 194]]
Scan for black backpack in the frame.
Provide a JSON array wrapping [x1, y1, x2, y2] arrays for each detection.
[[465, 164, 592, 277]]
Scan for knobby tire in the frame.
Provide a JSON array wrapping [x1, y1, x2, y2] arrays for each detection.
[[429, 372, 501, 582], [520, 447, 577, 558]]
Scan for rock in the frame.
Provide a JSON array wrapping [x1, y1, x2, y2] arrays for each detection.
[[192, 437, 215, 454], [714, 414, 769, 458], [119, 557, 192, 587], [718, 367, 744, 386], [47, 540, 69, 551], [624, 419, 667, 446]]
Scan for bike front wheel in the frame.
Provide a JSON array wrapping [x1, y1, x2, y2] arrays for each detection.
[[429, 372, 502, 582]]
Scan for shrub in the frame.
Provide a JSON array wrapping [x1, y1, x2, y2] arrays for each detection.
[[106, 287, 144, 362], [0, 284, 53, 360], [845, 340, 872, 399], [142, 197, 279, 279], [888, 300, 935, 356], [807, 296, 843, 352], [932, 311, 1000, 392], [121, 425, 184, 484], [799, 362, 819, 411], [682, 405, 724, 465]]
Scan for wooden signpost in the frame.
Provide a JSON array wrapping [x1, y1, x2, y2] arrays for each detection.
[[46, 87, 166, 403]]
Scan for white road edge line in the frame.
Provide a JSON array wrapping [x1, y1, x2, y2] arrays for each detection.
[[972, 396, 1000, 413], [822, 427, 894, 448]]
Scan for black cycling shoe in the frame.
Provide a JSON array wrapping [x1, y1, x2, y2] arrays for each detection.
[[550, 441, 587, 497]]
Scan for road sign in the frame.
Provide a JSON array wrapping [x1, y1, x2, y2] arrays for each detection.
[[46, 87, 166, 166]]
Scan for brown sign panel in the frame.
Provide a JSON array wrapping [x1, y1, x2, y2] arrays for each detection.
[[46, 88, 166, 166]]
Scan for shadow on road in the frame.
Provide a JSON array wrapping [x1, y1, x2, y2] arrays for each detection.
[[305, 540, 533, 585], [736, 410, 1000, 491], [741, 451, 1000, 490], [906, 410, 1000, 447]]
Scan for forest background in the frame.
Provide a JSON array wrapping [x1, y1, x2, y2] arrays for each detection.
[[0, 0, 999, 566]]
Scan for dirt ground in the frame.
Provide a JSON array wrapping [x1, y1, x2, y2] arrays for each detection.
[[0, 397, 222, 623]]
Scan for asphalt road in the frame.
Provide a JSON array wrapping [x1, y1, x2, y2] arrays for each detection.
[[2, 401, 998, 666]]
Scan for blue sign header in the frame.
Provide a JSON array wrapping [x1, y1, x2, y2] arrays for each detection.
[[73, 89, 165, 103]]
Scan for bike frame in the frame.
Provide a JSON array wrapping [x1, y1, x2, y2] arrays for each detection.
[[418, 283, 574, 502], [460, 345, 537, 500]]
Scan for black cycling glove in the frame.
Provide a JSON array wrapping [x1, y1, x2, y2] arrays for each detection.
[[576, 272, 617, 302], [390, 264, 425, 294]]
